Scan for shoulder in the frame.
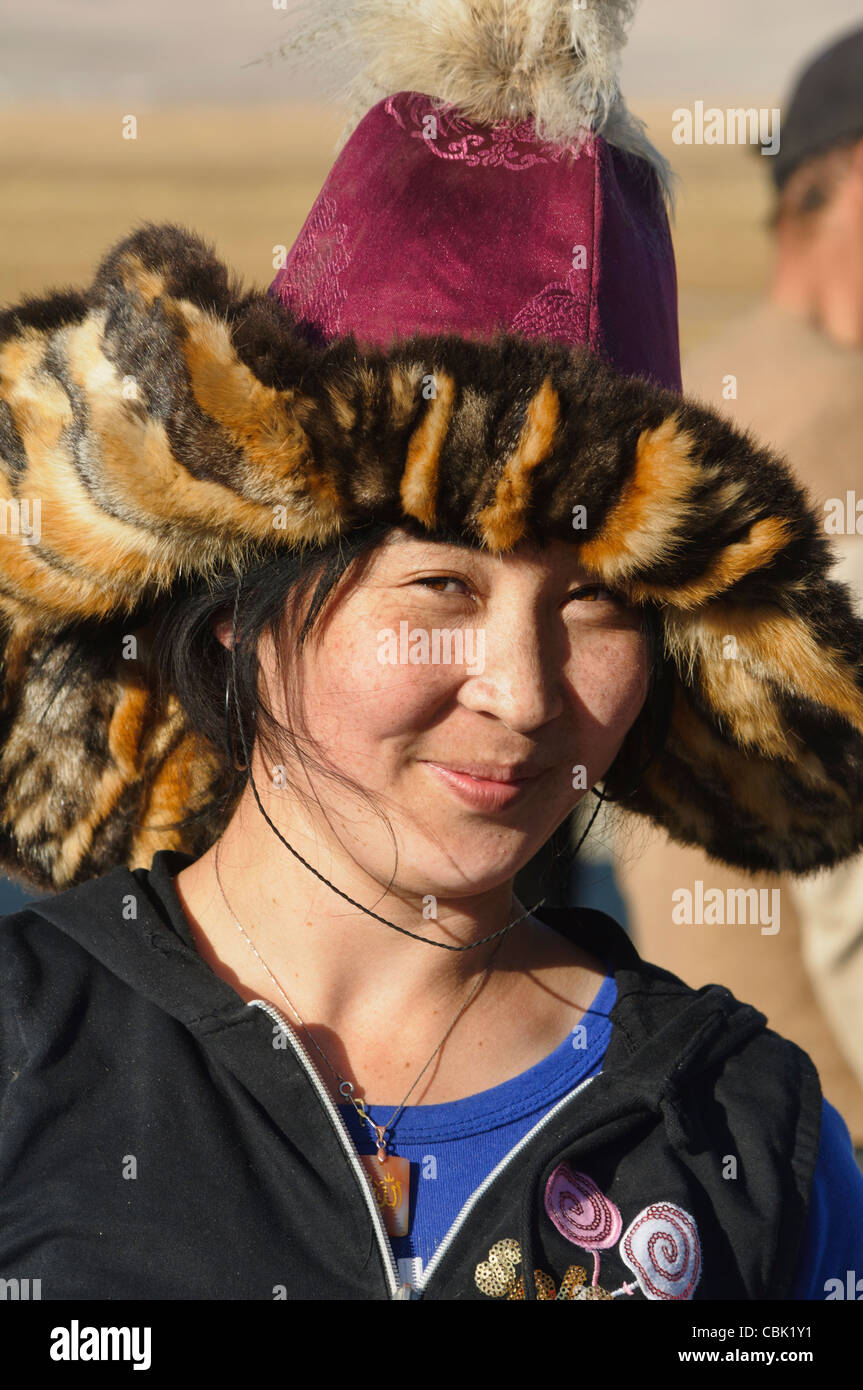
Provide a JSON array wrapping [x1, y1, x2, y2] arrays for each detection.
[[605, 916, 823, 1157], [0, 862, 141, 1001], [0, 900, 80, 993], [0, 898, 92, 1090], [559, 904, 821, 1085], [0, 861, 174, 1100]]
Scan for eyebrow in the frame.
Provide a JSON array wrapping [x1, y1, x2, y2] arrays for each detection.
[[382, 540, 604, 586]]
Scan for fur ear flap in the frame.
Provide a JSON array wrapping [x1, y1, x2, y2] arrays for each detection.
[[630, 595, 863, 876], [0, 610, 231, 891]]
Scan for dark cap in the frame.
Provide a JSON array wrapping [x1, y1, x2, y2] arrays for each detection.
[[768, 24, 863, 189]]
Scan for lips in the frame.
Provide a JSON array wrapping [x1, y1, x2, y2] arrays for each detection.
[[426, 762, 542, 784], [420, 760, 543, 812]]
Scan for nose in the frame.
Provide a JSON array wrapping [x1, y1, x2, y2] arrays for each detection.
[[457, 608, 567, 733]]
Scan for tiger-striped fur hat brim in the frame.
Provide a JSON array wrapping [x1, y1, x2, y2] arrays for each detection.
[[1, 221, 861, 891]]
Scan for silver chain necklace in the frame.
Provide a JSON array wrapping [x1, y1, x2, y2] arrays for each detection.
[[213, 836, 506, 1161]]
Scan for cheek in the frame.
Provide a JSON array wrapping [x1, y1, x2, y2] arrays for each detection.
[[294, 619, 454, 773], [569, 630, 649, 741]]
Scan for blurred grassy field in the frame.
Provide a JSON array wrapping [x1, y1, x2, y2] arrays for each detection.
[[0, 101, 774, 354]]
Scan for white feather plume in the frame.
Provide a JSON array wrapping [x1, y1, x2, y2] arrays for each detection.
[[267, 0, 675, 206]]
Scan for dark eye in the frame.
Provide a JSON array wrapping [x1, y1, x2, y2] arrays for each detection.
[[414, 575, 469, 595], [567, 584, 618, 603]]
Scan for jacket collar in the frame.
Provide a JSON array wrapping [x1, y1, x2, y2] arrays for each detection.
[[36, 848, 768, 1104]]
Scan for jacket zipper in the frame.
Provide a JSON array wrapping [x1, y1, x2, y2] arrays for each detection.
[[414, 1071, 597, 1294], [250, 997, 597, 1300], [247, 998, 406, 1299]]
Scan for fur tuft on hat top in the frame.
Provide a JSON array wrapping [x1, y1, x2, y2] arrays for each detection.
[[275, 0, 673, 197]]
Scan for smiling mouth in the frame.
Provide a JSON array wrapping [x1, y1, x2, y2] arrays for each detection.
[[425, 761, 542, 784], [420, 760, 542, 811]]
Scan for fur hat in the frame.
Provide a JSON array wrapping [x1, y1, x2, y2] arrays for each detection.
[[1, 2, 862, 892]]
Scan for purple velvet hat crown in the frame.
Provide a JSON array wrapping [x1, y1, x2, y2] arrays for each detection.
[[269, 90, 681, 393]]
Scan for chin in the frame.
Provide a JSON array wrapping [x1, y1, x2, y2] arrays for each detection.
[[397, 846, 538, 902]]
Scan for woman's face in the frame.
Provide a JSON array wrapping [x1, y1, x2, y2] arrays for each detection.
[[256, 529, 650, 902]]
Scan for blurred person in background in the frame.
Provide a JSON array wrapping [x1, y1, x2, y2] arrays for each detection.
[[615, 23, 863, 1165]]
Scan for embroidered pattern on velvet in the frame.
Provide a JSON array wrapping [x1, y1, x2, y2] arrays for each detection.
[[272, 193, 351, 337], [510, 275, 590, 343], [473, 1165, 703, 1301], [384, 92, 589, 170]]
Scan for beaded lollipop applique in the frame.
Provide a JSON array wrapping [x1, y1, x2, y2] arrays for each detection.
[[473, 1165, 703, 1301]]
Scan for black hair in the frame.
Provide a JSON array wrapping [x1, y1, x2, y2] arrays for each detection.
[[153, 519, 396, 832]]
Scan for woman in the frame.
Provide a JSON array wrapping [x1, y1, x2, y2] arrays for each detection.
[[1, 1, 863, 1301]]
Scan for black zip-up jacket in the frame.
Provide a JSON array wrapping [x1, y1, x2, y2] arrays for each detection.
[[0, 849, 822, 1300]]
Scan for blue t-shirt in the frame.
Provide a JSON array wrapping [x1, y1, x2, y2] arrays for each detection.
[[340, 971, 863, 1298]]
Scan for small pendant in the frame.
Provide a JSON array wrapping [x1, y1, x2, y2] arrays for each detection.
[[359, 1152, 411, 1238]]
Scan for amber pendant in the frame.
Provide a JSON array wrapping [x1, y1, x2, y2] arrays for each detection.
[[359, 1153, 411, 1238]]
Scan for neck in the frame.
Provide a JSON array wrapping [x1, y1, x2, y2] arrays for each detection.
[[179, 769, 536, 1027], [172, 763, 606, 1107]]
